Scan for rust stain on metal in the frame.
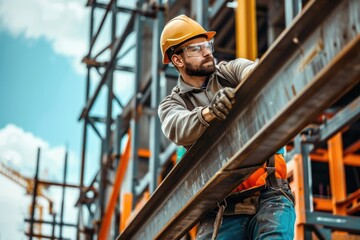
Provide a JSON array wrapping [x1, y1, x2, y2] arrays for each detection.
[[291, 85, 297, 96], [284, 86, 291, 100], [299, 39, 324, 72]]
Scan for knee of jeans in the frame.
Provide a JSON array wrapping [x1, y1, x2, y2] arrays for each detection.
[[250, 202, 295, 239]]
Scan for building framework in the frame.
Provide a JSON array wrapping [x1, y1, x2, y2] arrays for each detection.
[[18, 0, 359, 239]]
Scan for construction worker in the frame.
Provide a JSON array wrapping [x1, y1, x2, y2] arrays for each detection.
[[158, 15, 295, 239]]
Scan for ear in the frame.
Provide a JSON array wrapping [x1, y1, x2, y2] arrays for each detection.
[[171, 54, 184, 68]]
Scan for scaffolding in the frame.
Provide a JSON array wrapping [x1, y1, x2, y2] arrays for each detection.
[[0, 148, 80, 239], [288, 96, 360, 239], [19, 0, 359, 239]]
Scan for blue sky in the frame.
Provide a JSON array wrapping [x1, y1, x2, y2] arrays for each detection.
[[0, 32, 84, 150], [0, 0, 138, 237], [0, 0, 137, 238], [0, 0, 95, 238]]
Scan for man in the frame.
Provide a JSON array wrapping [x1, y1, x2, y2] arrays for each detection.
[[158, 15, 295, 240]]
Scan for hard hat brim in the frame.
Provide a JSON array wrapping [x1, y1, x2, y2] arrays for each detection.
[[162, 31, 216, 64]]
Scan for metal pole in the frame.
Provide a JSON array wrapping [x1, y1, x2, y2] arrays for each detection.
[[129, 0, 144, 206], [59, 150, 68, 239], [149, 0, 164, 193], [285, 0, 303, 27], [114, 115, 123, 237], [87, 0, 116, 55], [235, 0, 258, 60], [29, 147, 41, 240], [298, 138, 314, 212], [299, 137, 314, 239], [99, 140, 107, 222], [51, 214, 56, 240], [77, 2, 95, 239], [196, 0, 208, 29], [98, 0, 117, 223]]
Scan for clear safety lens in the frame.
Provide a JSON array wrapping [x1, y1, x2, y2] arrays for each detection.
[[177, 39, 214, 57]]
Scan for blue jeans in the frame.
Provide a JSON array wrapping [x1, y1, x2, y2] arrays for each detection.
[[196, 188, 296, 240]]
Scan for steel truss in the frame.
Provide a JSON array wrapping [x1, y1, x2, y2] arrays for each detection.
[[77, 0, 168, 238], [74, 0, 360, 239], [117, 0, 360, 239], [287, 95, 360, 239]]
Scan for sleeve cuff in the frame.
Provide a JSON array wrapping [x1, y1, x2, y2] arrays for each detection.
[[196, 107, 210, 127]]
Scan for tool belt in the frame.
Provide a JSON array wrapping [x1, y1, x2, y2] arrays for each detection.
[[217, 155, 295, 216], [223, 179, 294, 215], [208, 155, 294, 240]]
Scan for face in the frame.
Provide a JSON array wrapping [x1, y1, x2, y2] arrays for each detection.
[[175, 37, 216, 76]]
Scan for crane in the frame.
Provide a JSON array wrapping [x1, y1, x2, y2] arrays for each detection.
[[0, 162, 54, 238]]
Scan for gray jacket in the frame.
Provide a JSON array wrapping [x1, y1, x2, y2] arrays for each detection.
[[158, 58, 256, 147]]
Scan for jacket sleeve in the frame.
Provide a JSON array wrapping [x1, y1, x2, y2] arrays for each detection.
[[217, 58, 257, 85], [158, 92, 209, 147]]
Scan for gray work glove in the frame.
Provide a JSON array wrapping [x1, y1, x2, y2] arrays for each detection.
[[209, 87, 236, 120]]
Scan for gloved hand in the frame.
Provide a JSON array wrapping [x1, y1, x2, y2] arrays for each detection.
[[209, 87, 236, 120]]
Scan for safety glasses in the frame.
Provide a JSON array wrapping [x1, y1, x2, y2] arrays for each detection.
[[175, 39, 214, 57]]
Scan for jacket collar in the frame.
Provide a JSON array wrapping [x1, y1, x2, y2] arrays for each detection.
[[177, 74, 214, 94]]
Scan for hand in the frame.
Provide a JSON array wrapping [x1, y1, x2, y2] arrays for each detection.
[[209, 87, 235, 120]]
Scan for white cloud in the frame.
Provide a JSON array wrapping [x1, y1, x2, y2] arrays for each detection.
[[0, 0, 139, 107], [0, 124, 80, 183], [0, 124, 80, 238], [0, 0, 89, 74], [0, 174, 30, 239]]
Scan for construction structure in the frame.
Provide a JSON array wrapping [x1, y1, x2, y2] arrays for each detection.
[[0, 148, 80, 239], [20, 0, 359, 239], [0, 160, 54, 238]]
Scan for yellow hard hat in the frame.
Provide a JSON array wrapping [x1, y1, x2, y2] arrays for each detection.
[[160, 15, 216, 64]]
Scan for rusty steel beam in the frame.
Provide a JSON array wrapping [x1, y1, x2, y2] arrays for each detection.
[[24, 218, 77, 227], [25, 232, 71, 240], [117, 0, 360, 239], [37, 180, 80, 189]]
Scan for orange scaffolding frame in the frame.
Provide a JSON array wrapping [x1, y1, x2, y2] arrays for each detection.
[[289, 123, 360, 239]]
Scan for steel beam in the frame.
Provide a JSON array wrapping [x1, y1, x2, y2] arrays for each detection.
[[29, 148, 41, 240], [306, 211, 360, 233], [78, 14, 135, 120], [87, 0, 115, 55], [209, 0, 227, 19], [91, 2, 159, 17], [24, 219, 77, 227], [128, 0, 144, 206], [285, 0, 302, 27], [59, 151, 69, 239], [149, 2, 164, 193], [117, 0, 360, 239], [318, 96, 360, 142], [77, 7, 92, 234], [135, 143, 177, 195], [25, 232, 71, 240]]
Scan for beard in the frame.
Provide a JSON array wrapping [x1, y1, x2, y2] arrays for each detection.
[[184, 56, 216, 76]]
